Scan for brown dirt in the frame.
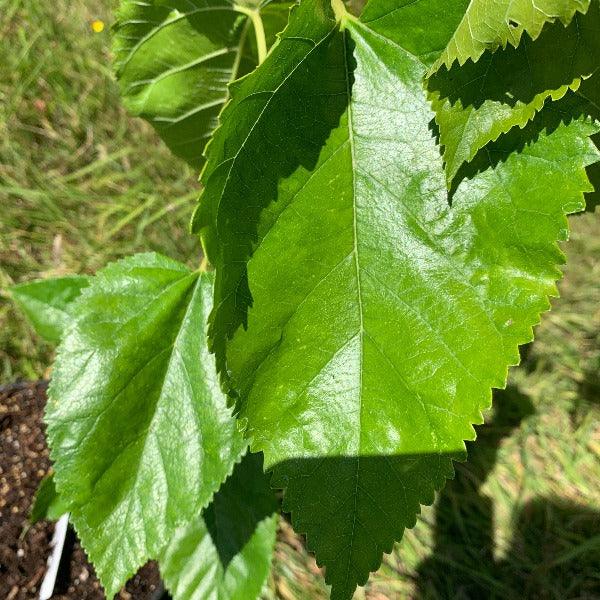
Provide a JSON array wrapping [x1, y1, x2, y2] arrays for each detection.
[[0, 381, 162, 600]]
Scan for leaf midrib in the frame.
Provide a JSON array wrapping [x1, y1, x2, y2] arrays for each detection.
[[77, 273, 200, 496], [342, 21, 365, 591]]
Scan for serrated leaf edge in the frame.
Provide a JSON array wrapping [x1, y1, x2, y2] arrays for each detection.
[[190, 0, 336, 237], [45, 252, 248, 597], [248, 143, 597, 595], [429, 1, 591, 75], [429, 76, 585, 186]]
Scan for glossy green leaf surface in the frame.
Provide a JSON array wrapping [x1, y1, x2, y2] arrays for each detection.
[[113, 0, 290, 168], [432, 0, 590, 71], [30, 473, 69, 524], [196, 1, 600, 597], [430, 1, 600, 184], [160, 452, 278, 600], [10, 276, 90, 343], [46, 253, 246, 597]]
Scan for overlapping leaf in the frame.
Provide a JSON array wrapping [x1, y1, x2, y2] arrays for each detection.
[[160, 452, 278, 600], [30, 473, 69, 524], [195, 0, 600, 598], [46, 253, 246, 597], [113, 0, 291, 167], [431, 0, 590, 71], [358, 0, 468, 67], [10, 275, 90, 343], [430, 0, 600, 184], [192, 0, 349, 366]]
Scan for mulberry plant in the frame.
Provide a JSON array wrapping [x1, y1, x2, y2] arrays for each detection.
[[10, 0, 600, 598]]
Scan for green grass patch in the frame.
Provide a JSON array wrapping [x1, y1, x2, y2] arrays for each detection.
[[0, 0, 199, 380]]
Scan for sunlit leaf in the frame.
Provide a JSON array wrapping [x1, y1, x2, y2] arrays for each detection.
[[195, 1, 600, 597], [46, 254, 246, 597]]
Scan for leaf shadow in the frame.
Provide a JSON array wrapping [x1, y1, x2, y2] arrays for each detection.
[[267, 387, 531, 597], [569, 359, 600, 428], [206, 23, 356, 376], [269, 386, 599, 597], [578, 363, 600, 409], [427, 4, 600, 110], [426, 1, 600, 208], [412, 387, 600, 599], [583, 139, 600, 212], [448, 92, 600, 204], [204, 451, 278, 569]]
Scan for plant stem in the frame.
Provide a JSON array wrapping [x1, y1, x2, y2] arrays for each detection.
[[235, 5, 267, 64], [199, 255, 210, 272], [231, 18, 252, 82]]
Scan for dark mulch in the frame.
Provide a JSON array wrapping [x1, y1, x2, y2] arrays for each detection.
[[0, 381, 162, 600]]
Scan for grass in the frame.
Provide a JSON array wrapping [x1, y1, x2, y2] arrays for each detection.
[[1, 1, 599, 598], [0, 0, 199, 381]]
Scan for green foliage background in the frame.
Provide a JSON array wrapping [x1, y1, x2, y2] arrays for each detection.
[[0, 1, 598, 598]]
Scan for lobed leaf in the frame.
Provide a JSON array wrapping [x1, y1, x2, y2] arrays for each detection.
[[197, 0, 600, 597], [10, 276, 90, 344], [46, 253, 246, 597], [431, 0, 590, 72], [113, 0, 291, 168], [160, 452, 278, 600], [430, 0, 600, 184]]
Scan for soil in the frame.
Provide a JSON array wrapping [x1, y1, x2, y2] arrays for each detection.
[[0, 381, 163, 600]]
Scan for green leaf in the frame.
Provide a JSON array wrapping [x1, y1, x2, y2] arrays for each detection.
[[192, 0, 469, 364], [359, 0, 469, 68], [192, 0, 345, 368], [429, 1, 600, 184], [112, 0, 291, 168], [46, 253, 246, 597], [196, 1, 600, 597], [10, 276, 90, 344], [160, 452, 278, 600], [431, 0, 590, 72], [247, 2, 295, 59], [30, 473, 69, 524]]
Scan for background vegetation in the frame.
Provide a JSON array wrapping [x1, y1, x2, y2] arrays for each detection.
[[1, 1, 598, 597]]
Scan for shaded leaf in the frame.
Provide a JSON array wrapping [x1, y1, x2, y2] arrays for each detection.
[[247, 2, 295, 58], [359, 0, 468, 67], [431, 0, 590, 71], [10, 276, 90, 344], [192, 0, 346, 369], [113, 0, 291, 168], [30, 473, 69, 524], [46, 253, 246, 597], [160, 452, 278, 600], [429, 1, 600, 184]]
